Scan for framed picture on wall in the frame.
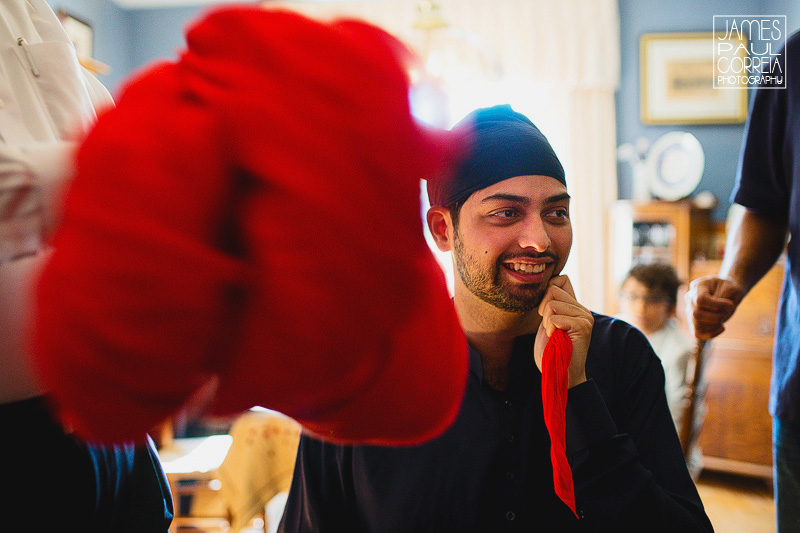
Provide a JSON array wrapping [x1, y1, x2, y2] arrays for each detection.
[[57, 9, 94, 59], [640, 32, 748, 125]]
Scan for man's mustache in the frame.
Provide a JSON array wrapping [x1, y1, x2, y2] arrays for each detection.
[[499, 251, 559, 262]]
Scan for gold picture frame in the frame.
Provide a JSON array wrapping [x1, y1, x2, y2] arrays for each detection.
[[640, 32, 748, 125]]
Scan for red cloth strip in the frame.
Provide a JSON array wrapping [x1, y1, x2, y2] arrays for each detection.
[[541, 328, 578, 518]]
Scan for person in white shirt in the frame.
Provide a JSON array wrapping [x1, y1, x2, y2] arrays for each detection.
[[618, 264, 693, 428], [617, 262, 702, 477], [0, 1, 172, 530]]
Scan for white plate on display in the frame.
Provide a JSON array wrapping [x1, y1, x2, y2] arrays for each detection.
[[645, 132, 705, 201]]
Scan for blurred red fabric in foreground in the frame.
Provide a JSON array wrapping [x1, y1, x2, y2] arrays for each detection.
[[34, 5, 469, 446]]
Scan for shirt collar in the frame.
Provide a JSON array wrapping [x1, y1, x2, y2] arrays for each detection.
[[468, 343, 485, 383], [467, 334, 538, 386]]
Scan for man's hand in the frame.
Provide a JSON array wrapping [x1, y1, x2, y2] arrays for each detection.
[[684, 276, 745, 340], [535, 275, 593, 388]]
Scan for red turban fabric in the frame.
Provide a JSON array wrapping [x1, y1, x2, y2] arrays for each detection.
[[33, 6, 469, 445]]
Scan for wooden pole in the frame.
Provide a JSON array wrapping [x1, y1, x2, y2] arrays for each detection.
[[679, 339, 709, 459]]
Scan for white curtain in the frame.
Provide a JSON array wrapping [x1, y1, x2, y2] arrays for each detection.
[[274, 0, 620, 311]]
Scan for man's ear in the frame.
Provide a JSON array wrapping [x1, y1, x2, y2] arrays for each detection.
[[426, 206, 454, 252]]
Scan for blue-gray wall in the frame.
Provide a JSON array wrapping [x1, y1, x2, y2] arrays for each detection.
[[127, 6, 206, 78], [47, 0, 208, 95], [617, 0, 800, 220]]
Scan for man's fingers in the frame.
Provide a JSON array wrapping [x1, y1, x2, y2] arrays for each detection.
[[695, 292, 737, 314], [540, 299, 586, 320], [692, 297, 736, 321], [548, 275, 575, 299], [692, 307, 731, 326], [715, 277, 746, 303], [544, 314, 594, 337], [538, 279, 578, 317], [685, 276, 744, 340], [688, 276, 744, 306], [539, 283, 592, 338]]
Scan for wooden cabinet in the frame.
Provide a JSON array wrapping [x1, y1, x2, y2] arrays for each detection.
[[691, 260, 782, 479], [605, 200, 713, 315]]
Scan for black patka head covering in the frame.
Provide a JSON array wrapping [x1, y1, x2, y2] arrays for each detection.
[[427, 104, 566, 207]]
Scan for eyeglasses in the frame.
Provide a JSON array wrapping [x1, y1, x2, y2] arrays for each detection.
[[618, 292, 670, 306]]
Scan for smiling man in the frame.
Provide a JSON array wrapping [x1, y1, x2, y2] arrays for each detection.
[[452, 184, 570, 313], [278, 105, 713, 532]]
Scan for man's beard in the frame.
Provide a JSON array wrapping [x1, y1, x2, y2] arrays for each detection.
[[453, 229, 558, 313]]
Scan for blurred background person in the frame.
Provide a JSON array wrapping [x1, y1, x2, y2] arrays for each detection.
[[618, 263, 693, 430], [617, 263, 702, 478]]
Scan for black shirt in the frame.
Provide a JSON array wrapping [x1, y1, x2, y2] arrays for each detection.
[[278, 314, 713, 532], [733, 30, 800, 425]]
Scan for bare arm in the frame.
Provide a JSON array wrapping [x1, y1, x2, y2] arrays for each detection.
[[721, 207, 788, 290]]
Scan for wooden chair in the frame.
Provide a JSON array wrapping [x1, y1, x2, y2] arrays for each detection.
[[215, 410, 301, 533], [159, 434, 234, 533], [158, 411, 299, 533]]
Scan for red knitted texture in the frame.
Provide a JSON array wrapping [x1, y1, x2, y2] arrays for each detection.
[[541, 328, 578, 518], [33, 6, 469, 445]]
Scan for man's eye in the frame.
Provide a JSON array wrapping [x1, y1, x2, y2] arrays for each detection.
[[549, 208, 569, 219], [491, 209, 518, 218]]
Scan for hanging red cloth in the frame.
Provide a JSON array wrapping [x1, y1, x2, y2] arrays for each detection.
[[541, 328, 578, 518]]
